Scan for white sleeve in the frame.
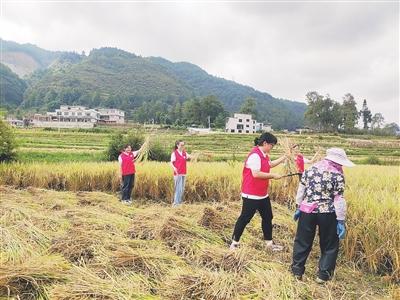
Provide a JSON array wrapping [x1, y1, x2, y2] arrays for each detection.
[[246, 153, 261, 171], [118, 155, 122, 165], [295, 184, 306, 206], [132, 150, 139, 158], [171, 152, 176, 162], [303, 157, 311, 164]]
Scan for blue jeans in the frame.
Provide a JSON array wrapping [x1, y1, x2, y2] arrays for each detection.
[[173, 175, 186, 206]]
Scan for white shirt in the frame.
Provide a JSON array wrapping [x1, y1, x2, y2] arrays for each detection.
[[241, 150, 269, 200], [118, 151, 139, 165], [170, 150, 190, 162]]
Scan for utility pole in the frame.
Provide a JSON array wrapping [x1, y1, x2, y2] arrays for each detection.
[[208, 116, 211, 129]]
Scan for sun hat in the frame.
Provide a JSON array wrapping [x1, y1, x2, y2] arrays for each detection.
[[325, 148, 355, 167]]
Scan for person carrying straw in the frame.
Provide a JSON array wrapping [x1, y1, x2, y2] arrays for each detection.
[[230, 132, 287, 252]]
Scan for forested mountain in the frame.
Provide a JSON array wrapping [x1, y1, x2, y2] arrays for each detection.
[[1, 39, 307, 129], [0, 63, 27, 109]]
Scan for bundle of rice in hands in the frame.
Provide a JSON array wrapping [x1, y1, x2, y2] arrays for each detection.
[[134, 135, 152, 163], [190, 151, 201, 163], [276, 137, 299, 208], [311, 146, 325, 163]]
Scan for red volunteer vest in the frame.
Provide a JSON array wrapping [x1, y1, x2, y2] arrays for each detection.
[[241, 147, 270, 197], [295, 154, 305, 173], [172, 150, 187, 175], [120, 152, 136, 175]]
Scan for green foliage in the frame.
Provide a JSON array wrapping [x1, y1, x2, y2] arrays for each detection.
[[304, 92, 342, 132], [360, 99, 372, 130], [0, 118, 17, 162], [106, 131, 170, 162], [363, 156, 381, 165], [341, 93, 359, 131], [181, 95, 227, 127], [106, 132, 144, 161], [0, 63, 27, 109], [148, 141, 170, 162], [239, 97, 257, 119]]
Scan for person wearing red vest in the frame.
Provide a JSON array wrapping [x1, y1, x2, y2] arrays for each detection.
[[292, 144, 312, 180], [118, 144, 140, 204], [230, 132, 287, 252], [170, 140, 191, 206]]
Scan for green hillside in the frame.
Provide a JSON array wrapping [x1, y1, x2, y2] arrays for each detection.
[[2, 39, 307, 129], [150, 57, 306, 129], [0, 63, 27, 109]]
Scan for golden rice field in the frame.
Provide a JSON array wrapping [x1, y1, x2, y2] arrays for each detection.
[[0, 161, 399, 299]]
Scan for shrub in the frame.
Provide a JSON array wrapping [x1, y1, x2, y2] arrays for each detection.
[[148, 141, 170, 162], [106, 131, 144, 161], [364, 155, 381, 165], [0, 118, 17, 162]]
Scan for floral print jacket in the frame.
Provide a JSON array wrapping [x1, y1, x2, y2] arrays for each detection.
[[295, 159, 347, 220]]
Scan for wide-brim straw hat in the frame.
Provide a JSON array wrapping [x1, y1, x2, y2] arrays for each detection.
[[325, 148, 355, 167]]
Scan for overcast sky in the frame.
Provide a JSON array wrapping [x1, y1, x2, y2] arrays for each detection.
[[1, 1, 399, 123]]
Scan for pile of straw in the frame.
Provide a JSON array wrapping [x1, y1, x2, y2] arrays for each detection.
[[50, 228, 102, 264], [198, 206, 230, 231], [0, 255, 69, 299], [196, 246, 249, 273], [110, 246, 178, 280]]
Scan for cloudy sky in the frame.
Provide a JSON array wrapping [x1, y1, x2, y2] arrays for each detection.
[[1, 1, 399, 123]]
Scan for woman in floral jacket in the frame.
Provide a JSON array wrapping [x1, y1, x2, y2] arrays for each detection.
[[291, 148, 354, 283]]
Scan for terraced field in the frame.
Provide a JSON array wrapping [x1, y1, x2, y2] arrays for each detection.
[[15, 128, 400, 164]]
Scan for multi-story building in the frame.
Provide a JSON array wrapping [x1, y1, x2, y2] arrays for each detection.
[[31, 105, 124, 128], [97, 108, 125, 124], [225, 113, 271, 134]]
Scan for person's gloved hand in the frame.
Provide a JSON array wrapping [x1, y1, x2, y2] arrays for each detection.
[[337, 220, 346, 240], [293, 209, 301, 221]]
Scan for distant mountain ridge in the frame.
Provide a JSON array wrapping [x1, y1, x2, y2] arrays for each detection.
[[0, 39, 306, 129]]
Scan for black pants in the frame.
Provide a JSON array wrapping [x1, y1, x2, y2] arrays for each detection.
[[291, 212, 339, 280], [121, 174, 135, 201], [232, 197, 273, 242]]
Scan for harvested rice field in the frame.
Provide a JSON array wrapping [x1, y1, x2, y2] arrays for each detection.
[[0, 185, 398, 300]]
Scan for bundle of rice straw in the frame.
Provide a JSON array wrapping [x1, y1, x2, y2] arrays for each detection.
[[190, 151, 202, 163], [277, 137, 299, 208], [311, 146, 325, 163], [135, 135, 152, 163]]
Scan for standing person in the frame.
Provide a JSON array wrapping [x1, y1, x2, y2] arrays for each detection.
[[118, 144, 140, 204], [170, 140, 191, 207], [291, 148, 354, 283], [292, 144, 312, 180], [230, 132, 287, 252]]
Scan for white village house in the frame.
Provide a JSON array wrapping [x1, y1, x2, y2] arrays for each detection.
[[225, 113, 272, 134], [31, 105, 125, 128]]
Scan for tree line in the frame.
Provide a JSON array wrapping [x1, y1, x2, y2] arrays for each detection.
[[304, 91, 398, 135]]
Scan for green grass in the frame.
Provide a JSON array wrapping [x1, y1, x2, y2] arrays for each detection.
[[17, 150, 106, 163], [14, 128, 400, 164]]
